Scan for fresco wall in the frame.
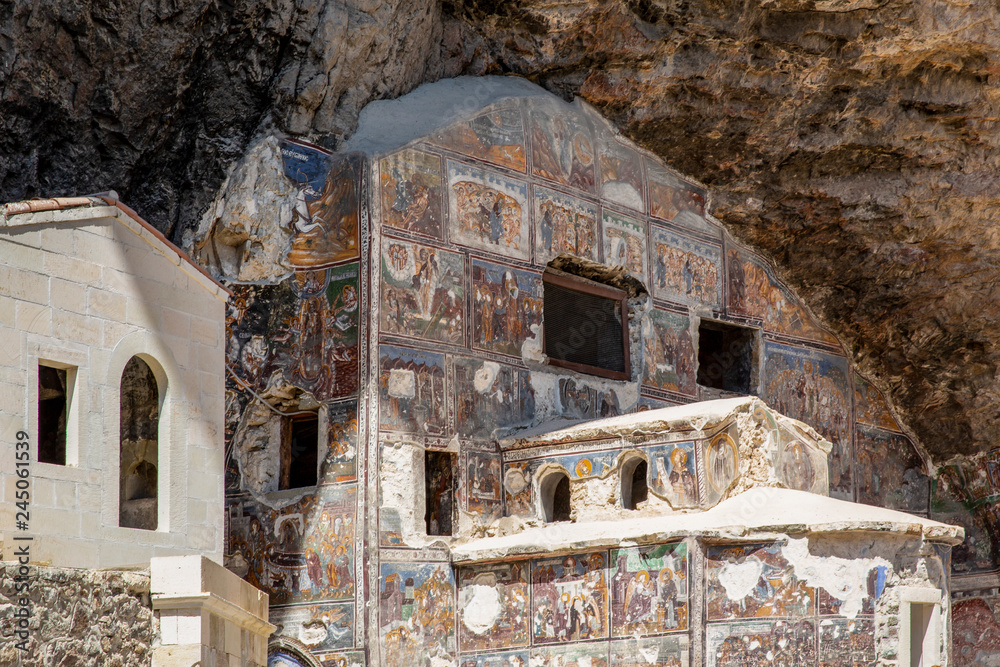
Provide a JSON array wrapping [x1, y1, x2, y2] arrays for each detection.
[[215, 91, 961, 666]]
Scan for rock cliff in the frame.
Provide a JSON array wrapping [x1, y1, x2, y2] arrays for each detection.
[[2, 0, 998, 462]]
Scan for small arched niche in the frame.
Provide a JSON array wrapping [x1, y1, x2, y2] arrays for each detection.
[[538, 468, 572, 523], [119, 355, 160, 530], [621, 454, 649, 510]]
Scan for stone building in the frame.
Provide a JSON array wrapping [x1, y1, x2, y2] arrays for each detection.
[[205, 77, 961, 666], [0, 195, 228, 568], [0, 198, 273, 666]]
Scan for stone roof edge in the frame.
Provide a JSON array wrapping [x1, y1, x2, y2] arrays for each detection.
[[1, 195, 231, 300], [450, 489, 965, 563]]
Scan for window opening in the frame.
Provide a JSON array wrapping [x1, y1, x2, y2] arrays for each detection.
[[622, 458, 649, 510], [543, 268, 630, 381], [697, 320, 755, 393], [281, 413, 319, 490], [425, 450, 455, 536], [540, 470, 572, 522], [119, 356, 159, 530], [38, 364, 70, 465]]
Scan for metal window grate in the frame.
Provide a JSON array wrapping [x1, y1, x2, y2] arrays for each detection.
[[543, 269, 630, 380]]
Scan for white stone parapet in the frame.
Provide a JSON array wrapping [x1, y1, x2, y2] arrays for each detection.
[[151, 555, 275, 667]]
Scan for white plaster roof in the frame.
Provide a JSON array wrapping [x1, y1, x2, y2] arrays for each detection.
[[501, 397, 758, 448], [450, 488, 964, 563]]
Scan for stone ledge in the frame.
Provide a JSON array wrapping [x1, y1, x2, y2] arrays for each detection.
[[451, 487, 966, 563]]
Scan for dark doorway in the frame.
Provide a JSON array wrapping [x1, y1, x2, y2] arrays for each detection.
[[425, 450, 455, 536], [697, 320, 755, 393]]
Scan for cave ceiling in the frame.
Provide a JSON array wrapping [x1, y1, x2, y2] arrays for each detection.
[[2, 0, 998, 462]]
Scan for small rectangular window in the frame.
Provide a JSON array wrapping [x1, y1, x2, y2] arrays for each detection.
[[38, 364, 72, 465], [281, 413, 319, 490], [425, 450, 455, 536], [697, 320, 755, 394], [543, 268, 630, 381]]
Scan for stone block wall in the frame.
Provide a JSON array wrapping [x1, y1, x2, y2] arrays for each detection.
[[0, 201, 228, 568], [0, 562, 153, 666]]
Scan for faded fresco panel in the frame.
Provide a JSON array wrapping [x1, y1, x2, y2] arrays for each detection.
[[379, 148, 444, 238], [817, 565, 886, 616], [646, 161, 716, 237], [284, 149, 362, 268], [459, 651, 530, 667], [534, 185, 599, 264], [379, 562, 456, 667], [817, 616, 876, 666], [774, 434, 825, 495], [321, 400, 358, 484], [953, 597, 1000, 667], [531, 552, 609, 643], [855, 424, 929, 514], [642, 309, 696, 396], [705, 543, 814, 620], [599, 139, 645, 212], [603, 209, 647, 281], [504, 461, 533, 517], [610, 542, 688, 636], [530, 643, 609, 667], [227, 484, 357, 606], [456, 561, 530, 651], [646, 441, 698, 509], [610, 635, 689, 667], [701, 427, 740, 506], [227, 264, 360, 401], [650, 226, 722, 309], [378, 346, 447, 436], [855, 374, 901, 431], [559, 377, 598, 421], [546, 450, 618, 480], [763, 342, 852, 499], [455, 358, 535, 440], [727, 248, 838, 344], [706, 619, 816, 667], [529, 110, 596, 193], [270, 601, 354, 653], [432, 105, 527, 172], [472, 259, 543, 358], [448, 161, 530, 260], [467, 450, 503, 520], [381, 239, 465, 345]]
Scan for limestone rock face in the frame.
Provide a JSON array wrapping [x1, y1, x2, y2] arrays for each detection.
[[2, 0, 999, 460], [440, 0, 1000, 462], [0, 0, 443, 238]]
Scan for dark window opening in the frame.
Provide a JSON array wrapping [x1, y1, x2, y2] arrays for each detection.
[[119, 356, 159, 530], [281, 413, 319, 490], [697, 320, 755, 393], [622, 458, 649, 510], [540, 470, 572, 522], [425, 451, 454, 536], [543, 269, 631, 381], [38, 365, 68, 465]]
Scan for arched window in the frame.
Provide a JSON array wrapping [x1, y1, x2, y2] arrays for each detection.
[[119, 356, 159, 530], [540, 470, 571, 523], [621, 456, 649, 510]]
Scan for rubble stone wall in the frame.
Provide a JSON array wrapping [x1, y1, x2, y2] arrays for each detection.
[[0, 563, 152, 667]]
